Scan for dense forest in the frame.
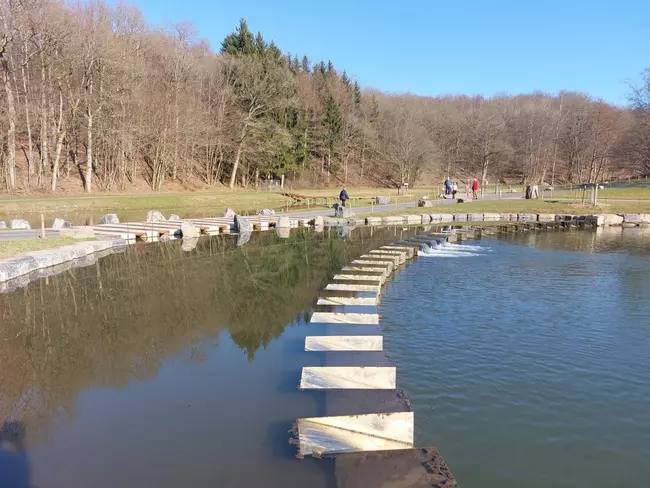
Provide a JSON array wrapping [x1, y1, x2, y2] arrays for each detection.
[[0, 0, 648, 193]]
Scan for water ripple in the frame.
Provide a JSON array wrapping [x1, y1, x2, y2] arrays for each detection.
[[381, 236, 650, 488]]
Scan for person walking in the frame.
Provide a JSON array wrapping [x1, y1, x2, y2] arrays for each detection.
[[472, 178, 479, 200], [339, 187, 349, 207], [451, 181, 458, 200], [444, 178, 452, 196]]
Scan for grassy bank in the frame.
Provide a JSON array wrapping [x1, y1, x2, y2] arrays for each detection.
[[0, 237, 95, 260], [357, 198, 650, 218]]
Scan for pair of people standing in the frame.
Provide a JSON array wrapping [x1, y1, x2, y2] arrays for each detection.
[[444, 178, 459, 199]]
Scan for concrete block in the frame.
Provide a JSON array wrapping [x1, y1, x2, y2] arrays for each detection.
[[468, 213, 484, 222], [333, 274, 383, 284], [325, 283, 380, 293], [453, 214, 468, 222], [351, 260, 393, 271], [305, 336, 383, 352], [297, 412, 413, 456], [640, 214, 650, 224], [317, 296, 378, 306], [500, 213, 517, 221], [405, 215, 421, 224], [537, 214, 556, 222], [362, 254, 400, 265], [300, 366, 396, 390], [429, 214, 442, 222], [483, 213, 501, 221], [623, 214, 642, 223], [518, 213, 537, 222], [421, 214, 432, 224], [438, 214, 454, 222], [310, 312, 379, 324], [381, 216, 404, 225], [365, 217, 381, 225]]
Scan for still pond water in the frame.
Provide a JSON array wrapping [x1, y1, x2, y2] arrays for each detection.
[[1, 226, 649, 487]]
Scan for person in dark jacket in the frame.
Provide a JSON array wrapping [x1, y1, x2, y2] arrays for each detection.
[[339, 188, 349, 207]]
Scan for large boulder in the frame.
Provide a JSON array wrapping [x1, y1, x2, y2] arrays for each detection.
[[277, 216, 291, 228], [180, 222, 199, 238], [236, 231, 251, 247], [99, 214, 120, 225], [375, 196, 390, 205], [223, 208, 236, 218], [146, 210, 166, 222], [313, 215, 324, 227], [10, 219, 31, 230], [181, 237, 199, 252], [168, 214, 181, 221], [335, 206, 355, 218], [51, 218, 72, 230], [0, 221, 6, 229], [276, 226, 290, 238], [234, 215, 252, 234], [257, 208, 275, 216]]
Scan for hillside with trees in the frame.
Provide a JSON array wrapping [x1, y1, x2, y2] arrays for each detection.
[[0, 0, 648, 194]]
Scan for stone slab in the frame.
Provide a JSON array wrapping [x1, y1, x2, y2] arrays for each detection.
[[468, 213, 484, 221], [623, 213, 641, 223], [325, 284, 380, 293], [333, 274, 383, 284], [404, 215, 421, 224], [518, 213, 537, 222], [360, 254, 400, 266], [537, 213, 556, 222], [310, 312, 379, 324], [368, 250, 406, 264], [297, 412, 413, 456], [483, 212, 501, 221], [350, 260, 394, 271], [300, 366, 396, 390], [305, 336, 383, 352], [379, 246, 416, 258], [453, 214, 468, 222], [317, 297, 379, 306]]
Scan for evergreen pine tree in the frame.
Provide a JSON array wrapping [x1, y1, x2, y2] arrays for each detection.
[[324, 94, 343, 170], [326, 60, 334, 73], [301, 55, 310, 73], [353, 80, 362, 105], [255, 32, 267, 54], [342, 70, 351, 88], [221, 18, 256, 55]]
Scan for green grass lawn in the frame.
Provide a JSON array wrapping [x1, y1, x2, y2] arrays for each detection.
[[0, 237, 95, 260]]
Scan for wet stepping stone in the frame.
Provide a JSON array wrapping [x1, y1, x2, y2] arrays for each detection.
[[305, 336, 383, 352], [297, 412, 413, 456], [300, 366, 396, 389]]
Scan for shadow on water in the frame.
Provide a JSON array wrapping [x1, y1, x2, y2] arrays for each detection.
[[0, 422, 31, 488], [0, 225, 423, 487]]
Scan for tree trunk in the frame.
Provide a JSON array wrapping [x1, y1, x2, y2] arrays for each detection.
[[85, 78, 93, 193], [51, 87, 65, 192], [39, 58, 49, 186], [20, 55, 34, 185], [2, 68, 16, 188], [229, 118, 249, 189]]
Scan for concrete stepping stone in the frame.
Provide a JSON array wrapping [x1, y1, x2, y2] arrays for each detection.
[[317, 297, 378, 306], [351, 260, 394, 271], [310, 312, 379, 324], [325, 284, 380, 293], [368, 250, 407, 264], [360, 254, 400, 265], [300, 366, 396, 390], [297, 412, 413, 456], [333, 274, 383, 283], [305, 336, 383, 352]]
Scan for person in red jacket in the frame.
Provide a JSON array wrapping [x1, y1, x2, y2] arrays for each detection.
[[472, 178, 479, 199]]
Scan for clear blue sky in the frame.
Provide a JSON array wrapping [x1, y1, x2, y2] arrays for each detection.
[[130, 0, 648, 105]]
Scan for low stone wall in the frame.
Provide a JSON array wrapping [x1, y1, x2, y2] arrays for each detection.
[[321, 213, 650, 228], [0, 239, 126, 288]]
